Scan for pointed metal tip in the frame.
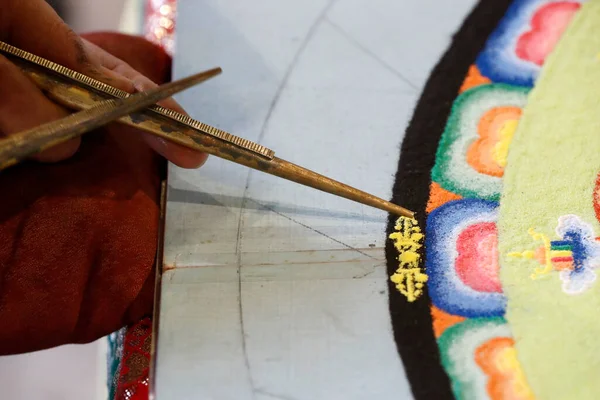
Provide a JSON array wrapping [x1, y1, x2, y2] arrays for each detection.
[[152, 67, 222, 97], [392, 205, 416, 219], [124, 66, 223, 109]]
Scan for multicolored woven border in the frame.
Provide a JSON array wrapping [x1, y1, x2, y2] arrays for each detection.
[[108, 318, 153, 400]]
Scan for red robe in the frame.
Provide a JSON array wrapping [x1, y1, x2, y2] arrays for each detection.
[[0, 32, 168, 355]]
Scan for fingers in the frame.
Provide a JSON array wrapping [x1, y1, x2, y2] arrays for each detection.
[[0, 0, 208, 168], [82, 36, 209, 169], [129, 76, 209, 169], [0, 0, 109, 163], [2, 0, 97, 76], [79, 39, 137, 93], [0, 54, 80, 162], [1, 0, 74, 55], [1, 1, 135, 98]]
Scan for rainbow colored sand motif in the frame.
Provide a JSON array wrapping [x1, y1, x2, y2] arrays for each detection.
[[496, 2, 600, 398], [425, 198, 505, 318], [476, 0, 581, 86], [438, 317, 534, 400], [431, 84, 528, 201], [508, 215, 600, 294], [389, 216, 428, 302], [415, 0, 584, 398]]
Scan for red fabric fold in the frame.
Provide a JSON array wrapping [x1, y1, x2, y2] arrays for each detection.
[[0, 33, 168, 355]]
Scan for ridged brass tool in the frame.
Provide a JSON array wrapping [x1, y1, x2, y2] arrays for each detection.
[[0, 67, 221, 170], [0, 40, 414, 218]]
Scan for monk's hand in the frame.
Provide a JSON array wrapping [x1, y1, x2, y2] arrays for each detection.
[[0, 0, 207, 168]]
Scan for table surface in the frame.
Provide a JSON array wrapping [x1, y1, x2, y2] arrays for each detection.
[[155, 1, 477, 399]]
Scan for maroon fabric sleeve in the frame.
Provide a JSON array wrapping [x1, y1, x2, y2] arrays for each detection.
[[0, 33, 169, 355]]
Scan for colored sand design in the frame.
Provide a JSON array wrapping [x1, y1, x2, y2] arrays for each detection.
[[498, 2, 600, 399], [388, 0, 586, 398]]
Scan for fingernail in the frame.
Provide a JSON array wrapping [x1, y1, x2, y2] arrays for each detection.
[[132, 78, 176, 110], [132, 77, 158, 93], [151, 136, 169, 153]]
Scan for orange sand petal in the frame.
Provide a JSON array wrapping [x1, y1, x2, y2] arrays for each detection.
[[467, 106, 522, 177], [426, 182, 463, 213], [459, 65, 492, 93], [431, 306, 466, 338], [475, 337, 535, 400]]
